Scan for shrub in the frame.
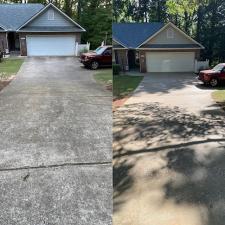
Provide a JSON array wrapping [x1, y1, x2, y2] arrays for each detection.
[[113, 64, 121, 75], [79, 47, 88, 54]]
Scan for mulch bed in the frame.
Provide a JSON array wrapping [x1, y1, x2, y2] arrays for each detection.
[[113, 96, 129, 112]]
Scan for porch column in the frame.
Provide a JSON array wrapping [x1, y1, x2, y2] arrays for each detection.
[[139, 51, 146, 73]]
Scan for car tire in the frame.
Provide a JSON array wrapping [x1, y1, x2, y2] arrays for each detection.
[[91, 61, 99, 70], [210, 78, 218, 87]]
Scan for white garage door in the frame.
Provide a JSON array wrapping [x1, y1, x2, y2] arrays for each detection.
[[26, 35, 76, 56], [146, 52, 195, 72]]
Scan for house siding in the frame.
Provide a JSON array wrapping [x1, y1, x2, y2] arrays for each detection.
[[19, 32, 81, 56], [146, 25, 195, 45], [27, 8, 74, 27], [0, 32, 8, 52], [115, 49, 128, 71]]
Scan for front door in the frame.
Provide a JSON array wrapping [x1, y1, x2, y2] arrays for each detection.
[[128, 50, 136, 69]]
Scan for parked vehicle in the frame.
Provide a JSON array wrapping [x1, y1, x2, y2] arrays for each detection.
[[80, 46, 112, 70], [198, 63, 225, 87]]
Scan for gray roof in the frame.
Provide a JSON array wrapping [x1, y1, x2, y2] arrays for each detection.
[[140, 44, 202, 49], [19, 26, 85, 33], [0, 4, 44, 31], [113, 23, 164, 48]]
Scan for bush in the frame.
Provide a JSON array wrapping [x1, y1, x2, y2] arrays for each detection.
[[113, 64, 121, 75], [79, 47, 88, 54]]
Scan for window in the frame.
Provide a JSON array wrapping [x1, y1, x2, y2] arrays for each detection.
[[104, 48, 112, 56], [167, 28, 174, 39], [48, 10, 55, 20], [95, 46, 107, 55]]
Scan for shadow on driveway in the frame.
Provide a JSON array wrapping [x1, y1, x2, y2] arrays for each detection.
[[113, 102, 225, 224]]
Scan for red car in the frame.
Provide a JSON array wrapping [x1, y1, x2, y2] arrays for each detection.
[[80, 46, 112, 70], [198, 63, 225, 87]]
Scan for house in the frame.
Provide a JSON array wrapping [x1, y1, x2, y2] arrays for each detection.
[[112, 22, 204, 73], [0, 3, 85, 56]]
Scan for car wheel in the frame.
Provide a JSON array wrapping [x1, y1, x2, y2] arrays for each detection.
[[91, 61, 99, 70], [210, 78, 218, 87]]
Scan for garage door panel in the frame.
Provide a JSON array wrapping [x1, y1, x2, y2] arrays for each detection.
[[27, 36, 76, 56], [146, 52, 195, 72]]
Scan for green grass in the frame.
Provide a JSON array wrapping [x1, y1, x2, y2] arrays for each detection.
[[212, 90, 225, 103], [94, 69, 112, 85], [0, 59, 24, 79], [113, 75, 143, 98]]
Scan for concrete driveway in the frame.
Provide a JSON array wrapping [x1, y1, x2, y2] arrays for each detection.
[[126, 73, 219, 115], [0, 57, 112, 225], [113, 73, 225, 225]]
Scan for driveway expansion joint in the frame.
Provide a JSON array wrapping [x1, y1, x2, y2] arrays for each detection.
[[0, 161, 112, 173]]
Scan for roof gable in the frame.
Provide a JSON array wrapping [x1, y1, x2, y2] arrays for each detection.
[[0, 4, 44, 31], [113, 39, 127, 49], [18, 3, 85, 32], [26, 7, 74, 27], [112, 23, 164, 48], [138, 22, 204, 49]]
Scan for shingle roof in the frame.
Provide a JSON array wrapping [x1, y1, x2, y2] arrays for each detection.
[[112, 23, 164, 48], [0, 4, 44, 31]]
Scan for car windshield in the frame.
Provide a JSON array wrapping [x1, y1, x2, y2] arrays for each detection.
[[94, 46, 107, 55], [212, 64, 224, 71]]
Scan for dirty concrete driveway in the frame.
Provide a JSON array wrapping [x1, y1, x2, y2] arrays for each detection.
[[0, 57, 112, 225], [113, 73, 225, 225]]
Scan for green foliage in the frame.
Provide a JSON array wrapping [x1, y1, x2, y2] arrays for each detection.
[[79, 2, 112, 49], [112, 64, 121, 75], [113, 0, 167, 22], [79, 47, 88, 54]]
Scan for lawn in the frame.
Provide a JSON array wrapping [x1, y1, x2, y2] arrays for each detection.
[[212, 90, 225, 106], [0, 58, 24, 79], [113, 75, 143, 99], [94, 69, 112, 86]]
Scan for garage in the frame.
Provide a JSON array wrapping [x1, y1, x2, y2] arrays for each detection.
[[26, 35, 76, 56], [146, 52, 195, 72]]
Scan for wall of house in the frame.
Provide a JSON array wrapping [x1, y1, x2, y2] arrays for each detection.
[[27, 8, 75, 27], [114, 49, 128, 71], [0, 32, 8, 52], [146, 26, 195, 45], [19, 32, 81, 56]]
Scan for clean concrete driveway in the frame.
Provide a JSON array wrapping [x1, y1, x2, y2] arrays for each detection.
[[127, 73, 219, 115], [114, 73, 225, 225], [0, 57, 112, 225]]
